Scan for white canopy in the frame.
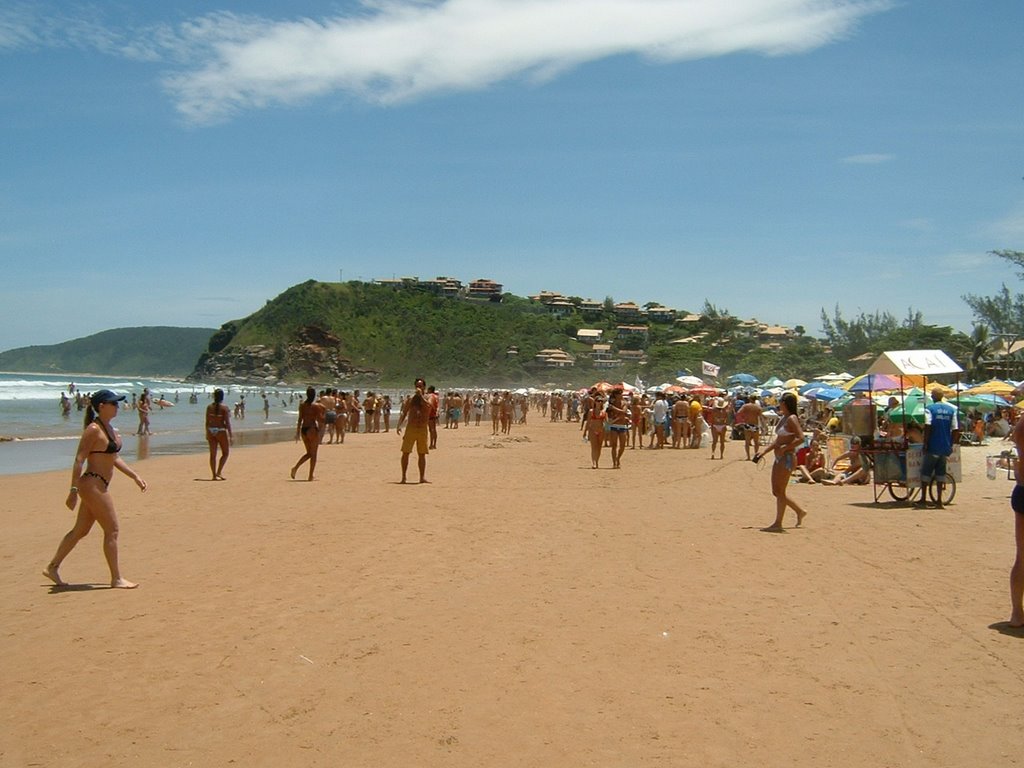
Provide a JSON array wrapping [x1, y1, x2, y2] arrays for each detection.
[[865, 350, 963, 377]]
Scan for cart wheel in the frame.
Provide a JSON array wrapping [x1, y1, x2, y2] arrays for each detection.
[[886, 483, 912, 502], [927, 476, 957, 505]]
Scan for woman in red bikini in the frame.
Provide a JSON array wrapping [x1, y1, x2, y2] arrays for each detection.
[[44, 389, 147, 589]]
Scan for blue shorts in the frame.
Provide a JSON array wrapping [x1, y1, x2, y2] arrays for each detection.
[[1012, 485, 1024, 516], [920, 453, 947, 484], [774, 452, 795, 471]]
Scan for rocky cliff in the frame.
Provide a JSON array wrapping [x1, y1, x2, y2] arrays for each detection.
[[187, 325, 379, 384]]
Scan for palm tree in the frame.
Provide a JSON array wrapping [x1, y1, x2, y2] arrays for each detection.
[[969, 324, 992, 379]]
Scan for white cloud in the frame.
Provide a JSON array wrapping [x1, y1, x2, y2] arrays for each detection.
[[1, 0, 894, 124], [840, 153, 895, 164]]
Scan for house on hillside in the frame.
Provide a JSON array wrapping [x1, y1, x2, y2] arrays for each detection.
[[578, 299, 604, 317], [546, 299, 574, 317], [467, 278, 503, 301], [534, 348, 575, 368], [613, 302, 643, 322], [616, 324, 648, 339], [646, 305, 676, 323], [576, 329, 604, 345]]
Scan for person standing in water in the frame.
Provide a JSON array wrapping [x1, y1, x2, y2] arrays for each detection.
[[44, 389, 146, 589]]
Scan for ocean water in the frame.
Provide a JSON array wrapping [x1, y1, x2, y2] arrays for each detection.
[[0, 373, 306, 476]]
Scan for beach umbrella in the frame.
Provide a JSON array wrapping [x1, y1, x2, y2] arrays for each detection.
[[845, 373, 906, 392], [783, 378, 807, 389], [963, 379, 1015, 396], [761, 376, 785, 388], [591, 381, 614, 393], [663, 384, 687, 394], [687, 386, 720, 397], [955, 393, 1010, 411], [798, 381, 828, 395], [676, 375, 704, 387], [886, 391, 927, 424], [806, 386, 847, 401], [726, 373, 758, 385]]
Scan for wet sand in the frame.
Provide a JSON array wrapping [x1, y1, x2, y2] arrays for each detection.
[[2, 421, 1021, 767]]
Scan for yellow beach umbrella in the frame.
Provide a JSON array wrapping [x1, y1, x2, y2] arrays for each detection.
[[928, 382, 957, 397], [963, 379, 1015, 396], [783, 378, 806, 389]]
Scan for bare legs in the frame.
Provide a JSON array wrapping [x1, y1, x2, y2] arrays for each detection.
[[45, 485, 137, 588], [291, 428, 319, 480], [763, 459, 807, 532], [207, 433, 229, 480], [1011, 512, 1024, 627], [400, 452, 427, 484]]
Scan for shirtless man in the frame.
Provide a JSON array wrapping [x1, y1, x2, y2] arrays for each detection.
[[736, 394, 763, 460], [397, 378, 431, 484]]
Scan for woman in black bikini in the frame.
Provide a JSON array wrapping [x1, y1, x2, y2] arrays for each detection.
[[291, 386, 326, 481], [205, 388, 233, 480], [44, 389, 146, 588]]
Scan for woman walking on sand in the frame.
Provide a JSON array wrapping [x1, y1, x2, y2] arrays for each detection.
[[291, 387, 326, 481], [755, 392, 808, 532], [44, 389, 146, 589], [606, 388, 630, 469], [584, 393, 607, 469], [205, 388, 233, 480]]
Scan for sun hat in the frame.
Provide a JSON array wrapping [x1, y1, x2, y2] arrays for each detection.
[[90, 389, 126, 405]]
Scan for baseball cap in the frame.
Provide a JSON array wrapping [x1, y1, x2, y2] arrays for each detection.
[[91, 389, 127, 405]]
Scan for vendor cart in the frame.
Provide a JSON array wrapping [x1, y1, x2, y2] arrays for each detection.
[[861, 350, 966, 505]]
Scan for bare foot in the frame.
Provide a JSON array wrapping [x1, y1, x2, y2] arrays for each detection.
[[290, 466, 297, 480], [1009, 615, 1024, 628], [760, 524, 787, 533], [111, 578, 139, 589], [795, 510, 807, 527], [43, 565, 66, 586], [419, 478, 430, 484]]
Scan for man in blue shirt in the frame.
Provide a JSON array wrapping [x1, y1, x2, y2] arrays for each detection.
[[919, 390, 959, 508]]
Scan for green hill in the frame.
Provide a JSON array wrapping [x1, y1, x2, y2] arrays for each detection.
[[0, 327, 216, 377], [188, 280, 852, 386]]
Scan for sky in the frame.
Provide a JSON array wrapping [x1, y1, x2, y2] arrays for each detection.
[[1, 0, 1022, 353]]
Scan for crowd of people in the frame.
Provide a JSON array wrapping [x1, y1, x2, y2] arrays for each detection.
[[44, 377, 1024, 627]]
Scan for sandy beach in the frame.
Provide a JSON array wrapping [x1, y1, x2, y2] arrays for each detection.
[[2, 420, 1022, 767]]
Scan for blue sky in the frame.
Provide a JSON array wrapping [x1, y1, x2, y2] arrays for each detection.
[[1, 0, 1021, 353]]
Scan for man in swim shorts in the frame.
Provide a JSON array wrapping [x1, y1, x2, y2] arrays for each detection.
[[397, 377, 431, 484]]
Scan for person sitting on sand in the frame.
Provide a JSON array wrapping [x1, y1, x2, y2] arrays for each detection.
[[822, 436, 871, 486], [794, 438, 828, 483], [397, 378, 431, 484]]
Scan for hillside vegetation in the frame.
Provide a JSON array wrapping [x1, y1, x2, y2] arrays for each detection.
[[0, 327, 216, 377], [193, 281, 875, 386]]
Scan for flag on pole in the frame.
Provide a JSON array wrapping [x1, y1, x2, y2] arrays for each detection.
[[634, 374, 645, 391], [702, 360, 720, 379]]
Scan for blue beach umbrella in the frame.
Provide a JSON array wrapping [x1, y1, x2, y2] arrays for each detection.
[[806, 386, 847, 402], [727, 373, 758, 385]]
